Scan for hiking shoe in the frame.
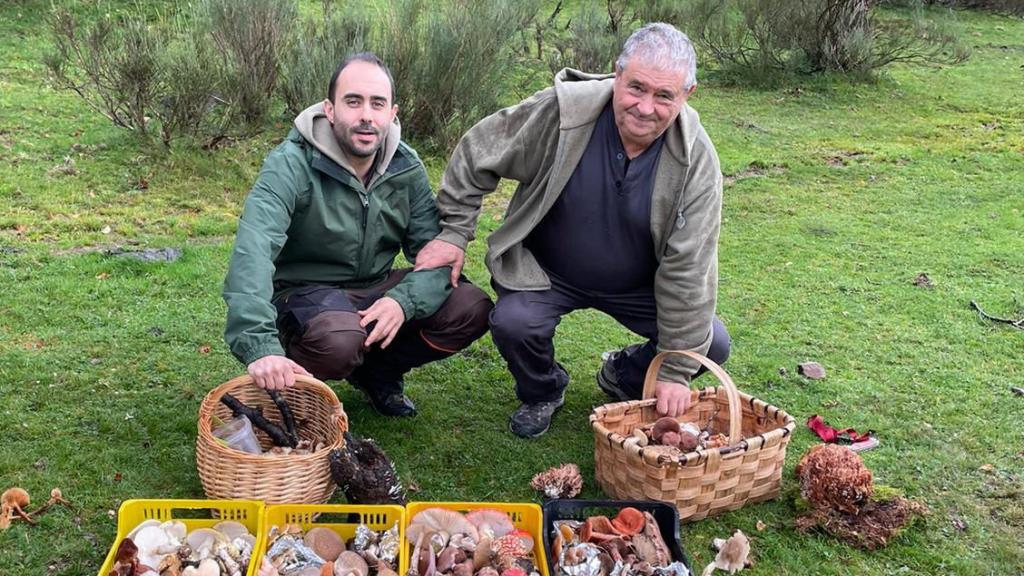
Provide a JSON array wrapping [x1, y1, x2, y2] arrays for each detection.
[[350, 378, 417, 417], [597, 344, 645, 401], [509, 393, 565, 438]]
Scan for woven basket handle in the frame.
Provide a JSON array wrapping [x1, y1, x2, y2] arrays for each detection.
[[205, 373, 349, 436], [641, 350, 742, 443]]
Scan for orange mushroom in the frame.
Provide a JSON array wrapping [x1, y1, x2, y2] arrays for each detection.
[[609, 507, 645, 536]]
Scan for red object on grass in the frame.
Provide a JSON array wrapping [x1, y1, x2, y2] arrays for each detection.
[[806, 415, 873, 444]]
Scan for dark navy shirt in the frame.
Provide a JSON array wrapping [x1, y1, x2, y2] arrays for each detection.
[[526, 102, 664, 293]]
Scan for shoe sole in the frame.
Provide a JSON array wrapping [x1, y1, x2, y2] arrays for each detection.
[[509, 399, 564, 439]]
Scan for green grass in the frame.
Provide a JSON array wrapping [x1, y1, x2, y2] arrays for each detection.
[[2, 2, 1024, 575]]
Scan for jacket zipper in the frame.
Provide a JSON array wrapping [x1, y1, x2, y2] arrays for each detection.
[[354, 162, 420, 280]]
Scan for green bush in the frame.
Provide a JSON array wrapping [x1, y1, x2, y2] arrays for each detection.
[[278, 6, 371, 116], [886, 0, 1024, 16], [682, 0, 969, 82], [45, 9, 162, 135], [199, 0, 296, 125], [376, 0, 543, 153], [546, 0, 628, 75]]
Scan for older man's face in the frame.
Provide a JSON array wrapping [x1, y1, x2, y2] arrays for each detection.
[[612, 59, 694, 155]]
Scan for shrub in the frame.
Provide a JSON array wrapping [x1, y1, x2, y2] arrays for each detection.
[[45, 9, 162, 135], [376, 0, 543, 153], [546, 0, 628, 75], [681, 0, 969, 82], [198, 0, 296, 126], [279, 6, 371, 116], [886, 0, 1024, 16]]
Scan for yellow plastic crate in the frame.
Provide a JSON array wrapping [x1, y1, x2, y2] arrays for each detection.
[[403, 502, 549, 576], [97, 498, 265, 576], [257, 504, 406, 570]]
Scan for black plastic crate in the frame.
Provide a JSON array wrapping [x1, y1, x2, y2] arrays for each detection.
[[541, 499, 691, 573]]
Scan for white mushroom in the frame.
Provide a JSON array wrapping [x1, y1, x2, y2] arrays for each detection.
[[334, 551, 369, 576], [213, 521, 250, 541], [127, 519, 161, 540]]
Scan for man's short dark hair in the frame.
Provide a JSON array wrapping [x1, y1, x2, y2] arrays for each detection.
[[327, 52, 397, 104]]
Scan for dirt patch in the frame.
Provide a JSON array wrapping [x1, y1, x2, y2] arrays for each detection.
[[824, 150, 867, 168], [723, 163, 787, 186]]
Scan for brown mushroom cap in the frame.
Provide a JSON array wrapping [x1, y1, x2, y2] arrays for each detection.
[[677, 431, 699, 452], [334, 551, 370, 576], [650, 418, 681, 444], [306, 527, 346, 562]]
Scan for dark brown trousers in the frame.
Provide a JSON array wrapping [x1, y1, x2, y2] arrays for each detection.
[[274, 269, 492, 394]]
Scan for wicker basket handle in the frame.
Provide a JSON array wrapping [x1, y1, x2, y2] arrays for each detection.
[[200, 373, 349, 437], [641, 350, 742, 443]]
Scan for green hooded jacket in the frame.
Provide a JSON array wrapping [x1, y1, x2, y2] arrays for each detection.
[[223, 103, 451, 366]]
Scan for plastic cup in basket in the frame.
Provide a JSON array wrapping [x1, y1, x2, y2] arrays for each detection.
[[541, 499, 690, 575], [404, 502, 550, 576], [591, 350, 795, 523], [258, 503, 405, 576], [196, 374, 349, 504]]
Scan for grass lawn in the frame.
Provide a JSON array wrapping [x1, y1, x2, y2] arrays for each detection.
[[1, 2, 1022, 575]]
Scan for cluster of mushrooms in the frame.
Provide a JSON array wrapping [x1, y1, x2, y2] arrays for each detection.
[[108, 519, 255, 576], [623, 417, 728, 454], [406, 508, 539, 576], [549, 507, 688, 576], [261, 522, 399, 576]]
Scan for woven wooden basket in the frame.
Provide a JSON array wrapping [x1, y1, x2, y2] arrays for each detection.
[[196, 374, 348, 505], [591, 350, 795, 523]]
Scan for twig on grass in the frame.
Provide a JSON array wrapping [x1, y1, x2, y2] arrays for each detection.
[[970, 300, 1024, 330]]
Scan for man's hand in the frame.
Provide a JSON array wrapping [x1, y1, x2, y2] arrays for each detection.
[[653, 380, 693, 417], [414, 239, 465, 287], [247, 355, 311, 390], [359, 297, 405, 349]]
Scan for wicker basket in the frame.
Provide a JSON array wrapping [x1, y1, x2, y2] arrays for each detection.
[[590, 350, 795, 523], [196, 374, 348, 504]]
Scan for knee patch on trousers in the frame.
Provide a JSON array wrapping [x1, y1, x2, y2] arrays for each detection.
[[287, 311, 365, 380], [420, 283, 494, 352]]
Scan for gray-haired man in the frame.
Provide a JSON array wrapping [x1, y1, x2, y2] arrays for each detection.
[[415, 23, 730, 437]]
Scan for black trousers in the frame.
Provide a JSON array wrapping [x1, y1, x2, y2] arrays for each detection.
[[274, 268, 493, 394], [489, 273, 730, 403]]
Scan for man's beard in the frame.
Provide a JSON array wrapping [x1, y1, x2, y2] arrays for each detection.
[[334, 121, 386, 159]]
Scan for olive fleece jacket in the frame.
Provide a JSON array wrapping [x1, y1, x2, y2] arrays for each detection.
[[434, 69, 723, 380], [223, 103, 450, 366]]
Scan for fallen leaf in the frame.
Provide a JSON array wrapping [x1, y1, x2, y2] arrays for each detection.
[[113, 472, 122, 482], [101, 225, 111, 234], [950, 516, 967, 531], [95, 272, 109, 280], [756, 520, 766, 532], [821, 400, 840, 409], [979, 464, 994, 473], [797, 362, 826, 380], [124, 412, 134, 421], [107, 509, 116, 519], [198, 345, 211, 354], [34, 458, 48, 470]]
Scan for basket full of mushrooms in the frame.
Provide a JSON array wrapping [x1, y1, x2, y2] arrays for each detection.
[[590, 351, 795, 523]]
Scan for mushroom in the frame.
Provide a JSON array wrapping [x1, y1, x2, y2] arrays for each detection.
[[796, 444, 873, 515], [126, 519, 160, 540], [609, 508, 645, 536], [320, 562, 336, 576], [677, 430, 699, 452], [1, 487, 34, 529], [639, 512, 671, 566], [306, 527, 345, 562], [334, 551, 369, 576], [466, 509, 515, 539], [415, 542, 436, 576], [377, 559, 399, 576], [472, 536, 493, 569], [528, 465, 584, 500], [701, 530, 750, 575], [451, 560, 473, 576], [212, 521, 249, 541], [133, 524, 172, 570], [436, 546, 466, 573], [650, 418, 682, 446], [407, 508, 478, 544], [579, 517, 617, 543]]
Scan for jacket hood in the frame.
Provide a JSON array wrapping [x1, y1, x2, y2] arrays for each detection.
[[293, 102, 402, 180], [552, 67, 702, 164]]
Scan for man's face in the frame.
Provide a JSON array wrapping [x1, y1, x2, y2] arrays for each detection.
[[612, 59, 694, 153], [324, 60, 397, 161]]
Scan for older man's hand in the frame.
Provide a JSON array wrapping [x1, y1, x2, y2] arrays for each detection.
[[414, 239, 465, 287], [247, 355, 311, 390], [653, 380, 693, 417]]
